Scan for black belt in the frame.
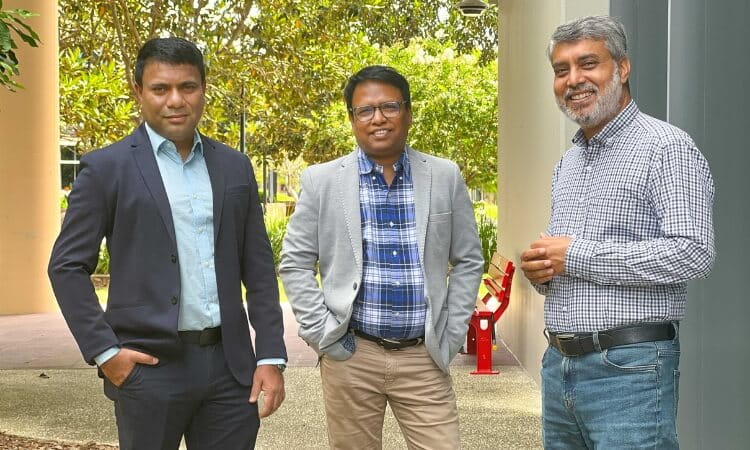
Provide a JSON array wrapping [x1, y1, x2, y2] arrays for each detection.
[[179, 327, 222, 346], [352, 329, 424, 350], [547, 322, 676, 357]]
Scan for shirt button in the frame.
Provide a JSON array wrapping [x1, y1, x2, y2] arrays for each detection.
[[170, 296, 178, 305], [389, 221, 394, 227], [171, 254, 177, 263], [394, 281, 401, 286], [394, 312, 400, 316], [585, 166, 592, 172], [392, 251, 398, 256]]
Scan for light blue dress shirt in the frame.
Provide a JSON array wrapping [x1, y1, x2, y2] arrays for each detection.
[[95, 124, 283, 368]]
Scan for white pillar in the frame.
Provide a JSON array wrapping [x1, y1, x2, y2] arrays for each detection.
[[0, 0, 60, 314]]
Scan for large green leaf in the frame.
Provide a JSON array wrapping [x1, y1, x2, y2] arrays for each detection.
[[0, 21, 11, 53]]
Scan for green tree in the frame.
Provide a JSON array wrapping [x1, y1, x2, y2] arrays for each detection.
[[59, 48, 137, 152], [59, 0, 498, 157], [303, 40, 498, 191], [0, 1, 40, 91]]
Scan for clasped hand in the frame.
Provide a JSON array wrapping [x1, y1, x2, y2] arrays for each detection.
[[520, 234, 572, 284]]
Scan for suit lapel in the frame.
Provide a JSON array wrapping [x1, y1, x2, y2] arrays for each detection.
[[202, 137, 226, 245], [409, 147, 430, 265], [131, 124, 177, 245], [338, 150, 363, 272]]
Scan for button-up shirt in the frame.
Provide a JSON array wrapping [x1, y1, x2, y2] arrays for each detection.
[[349, 148, 426, 340], [145, 123, 220, 331], [538, 101, 715, 332]]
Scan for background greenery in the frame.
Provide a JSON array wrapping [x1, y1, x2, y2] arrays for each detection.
[[58, 0, 498, 191], [0, 1, 40, 90]]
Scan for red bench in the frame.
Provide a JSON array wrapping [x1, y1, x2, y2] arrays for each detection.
[[465, 253, 515, 375]]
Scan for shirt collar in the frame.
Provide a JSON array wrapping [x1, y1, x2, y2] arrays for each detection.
[[572, 99, 639, 147], [356, 147, 411, 178], [144, 122, 203, 159]]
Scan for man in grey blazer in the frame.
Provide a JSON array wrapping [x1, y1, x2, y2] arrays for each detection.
[[279, 65, 483, 449]]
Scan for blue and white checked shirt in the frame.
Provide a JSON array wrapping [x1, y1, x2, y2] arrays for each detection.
[[538, 101, 715, 333], [349, 148, 427, 340]]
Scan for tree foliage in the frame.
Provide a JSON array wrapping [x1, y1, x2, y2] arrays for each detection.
[[0, 1, 40, 91], [59, 48, 137, 152], [302, 40, 497, 191], [59, 0, 498, 189]]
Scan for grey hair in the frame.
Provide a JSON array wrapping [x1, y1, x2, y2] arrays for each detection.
[[547, 15, 628, 61]]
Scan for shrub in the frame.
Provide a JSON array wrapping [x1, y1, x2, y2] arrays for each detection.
[[95, 241, 109, 274], [474, 202, 498, 273], [265, 215, 289, 272]]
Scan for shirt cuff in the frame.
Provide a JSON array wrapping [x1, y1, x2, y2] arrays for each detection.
[[565, 237, 598, 278], [94, 346, 120, 367], [532, 281, 550, 296], [257, 358, 287, 366]]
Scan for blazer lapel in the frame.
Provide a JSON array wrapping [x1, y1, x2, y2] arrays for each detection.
[[408, 147, 430, 265], [131, 124, 177, 246], [201, 137, 226, 245], [338, 150, 363, 272]]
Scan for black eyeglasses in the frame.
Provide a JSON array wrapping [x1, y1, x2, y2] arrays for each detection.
[[349, 101, 409, 122]]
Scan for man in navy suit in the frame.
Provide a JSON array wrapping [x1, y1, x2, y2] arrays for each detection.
[[49, 37, 287, 449]]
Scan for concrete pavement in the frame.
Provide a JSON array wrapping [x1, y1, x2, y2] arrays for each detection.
[[0, 304, 542, 448]]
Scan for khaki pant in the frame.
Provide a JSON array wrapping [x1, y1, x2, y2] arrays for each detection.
[[320, 336, 460, 450]]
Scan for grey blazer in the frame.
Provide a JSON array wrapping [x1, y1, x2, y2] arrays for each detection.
[[279, 147, 483, 372]]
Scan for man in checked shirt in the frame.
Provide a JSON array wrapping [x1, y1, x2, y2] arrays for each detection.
[[280, 65, 483, 449], [521, 16, 715, 449]]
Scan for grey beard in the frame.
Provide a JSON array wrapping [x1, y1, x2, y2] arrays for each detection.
[[557, 69, 623, 130]]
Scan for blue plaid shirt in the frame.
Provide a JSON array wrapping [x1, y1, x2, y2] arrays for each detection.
[[349, 148, 426, 339], [538, 101, 715, 332]]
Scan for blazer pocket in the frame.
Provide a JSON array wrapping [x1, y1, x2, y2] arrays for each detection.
[[428, 211, 452, 223], [226, 184, 251, 197]]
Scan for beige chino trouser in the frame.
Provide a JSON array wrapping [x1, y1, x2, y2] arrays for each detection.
[[320, 336, 460, 450]]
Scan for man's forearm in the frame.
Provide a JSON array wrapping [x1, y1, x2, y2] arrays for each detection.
[[566, 236, 715, 285]]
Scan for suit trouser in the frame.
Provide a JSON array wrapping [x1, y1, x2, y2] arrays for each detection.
[[320, 336, 460, 450], [103, 341, 259, 450]]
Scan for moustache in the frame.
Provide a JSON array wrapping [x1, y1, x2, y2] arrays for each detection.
[[564, 84, 597, 100]]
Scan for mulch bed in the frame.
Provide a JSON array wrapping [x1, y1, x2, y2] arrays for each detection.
[[0, 432, 116, 450]]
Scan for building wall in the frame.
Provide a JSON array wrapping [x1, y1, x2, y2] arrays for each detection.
[[666, 1, 750, 447], [0, 0, 60, 314]]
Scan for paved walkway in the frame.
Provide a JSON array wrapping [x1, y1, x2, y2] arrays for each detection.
[[0, 304, 541, 449], [0, 303, 518, 370]]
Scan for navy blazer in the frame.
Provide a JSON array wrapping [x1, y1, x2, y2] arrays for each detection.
[[49, 124, 286, 386]]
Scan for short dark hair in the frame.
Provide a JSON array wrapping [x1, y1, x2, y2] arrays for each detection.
[[134, 37, 206, 86], [343, 65, 411, 112]]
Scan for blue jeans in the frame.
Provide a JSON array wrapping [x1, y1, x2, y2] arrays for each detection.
[[541, 329, 680, 449]]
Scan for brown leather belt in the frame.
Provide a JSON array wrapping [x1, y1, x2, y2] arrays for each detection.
[[547, 322, 676, 357], [352, 329, 424, 350], [179, 326, 222, 346]]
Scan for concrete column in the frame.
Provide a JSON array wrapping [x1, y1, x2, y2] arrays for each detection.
[[496, 0, 607, 384], [0, 0, 59, 314]]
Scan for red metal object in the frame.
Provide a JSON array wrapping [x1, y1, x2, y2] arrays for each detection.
[[465, 254, 515, 375]]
